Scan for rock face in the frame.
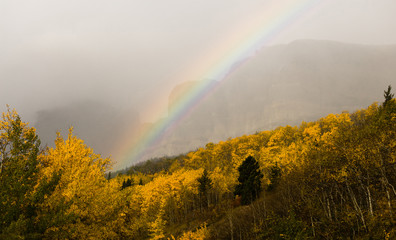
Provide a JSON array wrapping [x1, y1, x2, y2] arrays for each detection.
[[32, 40, 396, 166], [151, 40, 396, 157]]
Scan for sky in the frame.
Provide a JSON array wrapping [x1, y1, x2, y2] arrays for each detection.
[[1, 1, 396, 169], [1, 0, 396, 122]]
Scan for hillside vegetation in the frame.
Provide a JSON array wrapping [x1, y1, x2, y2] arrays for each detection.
[[33, 41, 396, 165], [149, 40, 396, 160], [0, 88, 395, 239]]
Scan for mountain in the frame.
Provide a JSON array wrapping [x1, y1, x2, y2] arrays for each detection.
[[147, 40, 396, 158], [34, 100, 140, 158], [32, 40, 396, 166]]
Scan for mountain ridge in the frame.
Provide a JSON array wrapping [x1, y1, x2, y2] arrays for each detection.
[[32, 40, 396, 167], [145, 39, 396, 161]]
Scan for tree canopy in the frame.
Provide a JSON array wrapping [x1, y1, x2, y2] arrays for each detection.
[[234, 156, 263, 205], [0, 86, 395, 239]]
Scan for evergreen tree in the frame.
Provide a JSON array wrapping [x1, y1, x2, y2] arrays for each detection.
[[383, 85, 394, 106], [234, 156, 263, 205], [121, 178, 133, 190], [126, 178, 133, 187], [197, 169, 212, 208]]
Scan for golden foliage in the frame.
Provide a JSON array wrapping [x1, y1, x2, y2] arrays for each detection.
[[1, 95, 395, 239], [177, 223, 209, 240]]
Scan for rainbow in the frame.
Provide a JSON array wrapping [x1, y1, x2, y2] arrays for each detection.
[[114, 0, 324, 169]]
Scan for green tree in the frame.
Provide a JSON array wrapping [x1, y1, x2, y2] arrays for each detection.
[[197, 169, 212, 208], [383, 85, 394, 106], [122, 178, 133, 190], [0, 108, 41, 237], [234, 156, 263, 205]]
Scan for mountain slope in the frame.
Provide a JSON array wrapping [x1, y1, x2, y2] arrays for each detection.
[[149, 40, 396, 159]]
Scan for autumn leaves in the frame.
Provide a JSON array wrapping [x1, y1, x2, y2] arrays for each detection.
[[0, 87, 395, 239]]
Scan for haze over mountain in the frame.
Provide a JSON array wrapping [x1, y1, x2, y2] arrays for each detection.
[[142, 40, 396, 161], [34, 101, 140, 159], [31, 40, 396, 168]]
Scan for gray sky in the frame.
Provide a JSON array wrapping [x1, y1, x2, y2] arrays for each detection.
[[1, 0, 396, 122]]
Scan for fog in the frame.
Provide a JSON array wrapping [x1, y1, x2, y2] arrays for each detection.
[[1, 0, 396, 168]]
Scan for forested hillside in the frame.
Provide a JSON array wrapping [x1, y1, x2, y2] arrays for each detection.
[[32, 41, 396, 166], [150, 40, 396, 160], [0, 88, 395, 239]]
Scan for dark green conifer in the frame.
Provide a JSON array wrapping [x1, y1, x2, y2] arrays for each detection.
[[121, 178, 133, 190], [383, 85, 394, 107], [234, 156, 263, 205], [197, 169, 212, 208], [198, 169, 212, 195]]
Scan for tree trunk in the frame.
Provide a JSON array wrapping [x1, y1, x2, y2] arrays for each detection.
[[347, 183, 366, 230], [228, 213, 234, 240], [310, 214, 316, 237], [386, 187, 393, 221], [367, 186, 373, 217]]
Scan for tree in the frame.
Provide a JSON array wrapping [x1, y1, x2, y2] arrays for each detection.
[[0, 108, 41, 237], [122, 178, 133, 190], [234, 156, 263, 205], [36, 128, 114, 239], [197, 169, 212, 208], [267, 163, 281, 191], [383, 85, 394, 106]]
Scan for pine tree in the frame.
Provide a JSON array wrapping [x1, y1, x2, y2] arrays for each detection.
[[126, 178, 133, 187], [121, 178, 133, 190], [234, 156, 263, 205], [383, 85, 394, 107], [197, 169, 212, 208]]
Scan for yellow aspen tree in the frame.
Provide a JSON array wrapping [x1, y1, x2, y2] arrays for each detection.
[[37, 128, 114, 239]]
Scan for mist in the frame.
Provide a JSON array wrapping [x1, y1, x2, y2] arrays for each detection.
[[1, 0, 396, 169]]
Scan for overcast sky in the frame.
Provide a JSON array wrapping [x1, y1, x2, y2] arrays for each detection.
[[1, 0, 396, 123]]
